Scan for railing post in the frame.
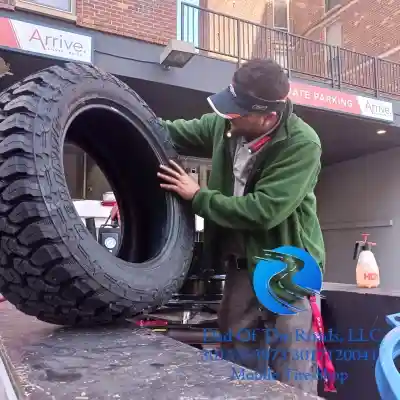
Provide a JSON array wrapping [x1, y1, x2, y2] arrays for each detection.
[[236, 19, 242, 69], [328, 45, 334, 87], [285, 32, 291, 77], [180, 2, 185, 41], [373, 57, 379, 98], [336, 46, 341, 89]]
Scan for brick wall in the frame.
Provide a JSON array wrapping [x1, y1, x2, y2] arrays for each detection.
[[299, 0, 400, 95], [290, 0, 325, 40], [76, 0, 177, 44], [331, 0, 400, 61], [291, 0, 400, 62]]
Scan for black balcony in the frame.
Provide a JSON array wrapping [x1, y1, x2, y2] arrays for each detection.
[[180, 2, 400, 99]]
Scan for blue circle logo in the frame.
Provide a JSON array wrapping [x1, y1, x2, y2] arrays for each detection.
[[252, 246, 322, 315]]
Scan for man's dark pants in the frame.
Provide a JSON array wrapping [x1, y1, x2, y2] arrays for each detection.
[[218, 261, 318, 394]]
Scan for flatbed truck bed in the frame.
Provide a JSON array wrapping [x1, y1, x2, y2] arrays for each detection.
[[0, 301, 322, 400]]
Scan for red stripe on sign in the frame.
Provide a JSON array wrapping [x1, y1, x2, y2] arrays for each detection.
[[0, 17, 20, 49], [289, 81, 362, 115]]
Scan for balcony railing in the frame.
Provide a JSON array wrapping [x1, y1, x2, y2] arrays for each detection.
[[180, 2, 400, 99]]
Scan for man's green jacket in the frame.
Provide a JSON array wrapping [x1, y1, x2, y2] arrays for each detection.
[[161, 112, 325, 301]]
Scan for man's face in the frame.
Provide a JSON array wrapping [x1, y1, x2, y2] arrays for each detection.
[[230, 113, 279, 141]]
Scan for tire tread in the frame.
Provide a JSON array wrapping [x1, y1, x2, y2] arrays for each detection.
[[0, 63, 193, 326]]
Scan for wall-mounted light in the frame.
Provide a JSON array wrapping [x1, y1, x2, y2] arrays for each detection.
[[160, 39, 197, 69], [377, 129, 387, 135]]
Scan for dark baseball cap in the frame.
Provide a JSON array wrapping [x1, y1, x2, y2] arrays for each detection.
[[207, 83, 287, 120]]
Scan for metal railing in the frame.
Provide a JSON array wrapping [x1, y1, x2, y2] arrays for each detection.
[[180, 2, 400, 99]]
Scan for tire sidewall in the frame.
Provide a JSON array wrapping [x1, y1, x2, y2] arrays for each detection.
[[31, 67, 193, 305]]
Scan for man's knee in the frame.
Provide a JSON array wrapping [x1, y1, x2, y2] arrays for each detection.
[[217, 297, 261, 333]]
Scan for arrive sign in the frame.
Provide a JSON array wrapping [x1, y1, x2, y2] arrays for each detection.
[[0, 17, 92, 63], [289, 81, 394, 122]]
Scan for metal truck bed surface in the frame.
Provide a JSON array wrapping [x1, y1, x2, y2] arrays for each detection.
[[0, 302, 323, 400]]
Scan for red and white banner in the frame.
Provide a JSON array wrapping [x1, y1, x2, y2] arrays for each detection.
[[0, 17, 92, 63], [289, 81, 394, 122]]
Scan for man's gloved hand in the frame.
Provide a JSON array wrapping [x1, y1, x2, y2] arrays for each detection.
[[157, 159, 201, 201]]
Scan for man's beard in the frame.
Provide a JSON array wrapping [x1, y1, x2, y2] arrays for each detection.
[[230, 117, 282, 140], [230, 127, 246, 137]]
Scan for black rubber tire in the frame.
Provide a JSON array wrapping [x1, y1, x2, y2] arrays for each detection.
[[0, 62, 194, 326]]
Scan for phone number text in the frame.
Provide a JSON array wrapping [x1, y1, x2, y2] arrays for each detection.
[[202, 348, 378, 362]]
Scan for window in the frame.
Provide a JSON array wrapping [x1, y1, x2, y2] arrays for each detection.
[[16, 0, 76, 19], [273, 0, 289, 31], [325, 0, 341, 12], [326, 23, 342, 76], [326, 22, 342, 46]]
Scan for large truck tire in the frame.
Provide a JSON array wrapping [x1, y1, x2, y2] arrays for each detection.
[[0, 63, 194, 326]]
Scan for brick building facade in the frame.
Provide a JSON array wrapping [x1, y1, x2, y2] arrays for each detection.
[[202, 0, 400, 62], [198, 0, 400, 95], [1, 0, 398, 61], [0, 0, 398, 96]]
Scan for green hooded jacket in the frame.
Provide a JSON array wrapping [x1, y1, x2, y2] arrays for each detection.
[[161, 111, 325, 301]]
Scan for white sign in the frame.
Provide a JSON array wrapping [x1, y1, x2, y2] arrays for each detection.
[[0, 17, 92, 63], [356, 96, 394, 122]]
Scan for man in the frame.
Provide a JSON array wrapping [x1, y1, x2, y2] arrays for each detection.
[[157, 58, 325, 393]]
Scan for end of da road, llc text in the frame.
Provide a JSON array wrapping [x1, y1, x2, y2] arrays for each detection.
[[203, 327, 384, 344]]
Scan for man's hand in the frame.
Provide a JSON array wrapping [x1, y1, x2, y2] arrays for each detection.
[[157, 160, 201, 201]]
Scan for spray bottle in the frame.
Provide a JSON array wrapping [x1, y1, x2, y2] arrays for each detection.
[[353, 233, 380, 288]]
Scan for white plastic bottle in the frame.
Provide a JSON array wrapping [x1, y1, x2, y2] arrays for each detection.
[[353, 233, 380, 288]]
